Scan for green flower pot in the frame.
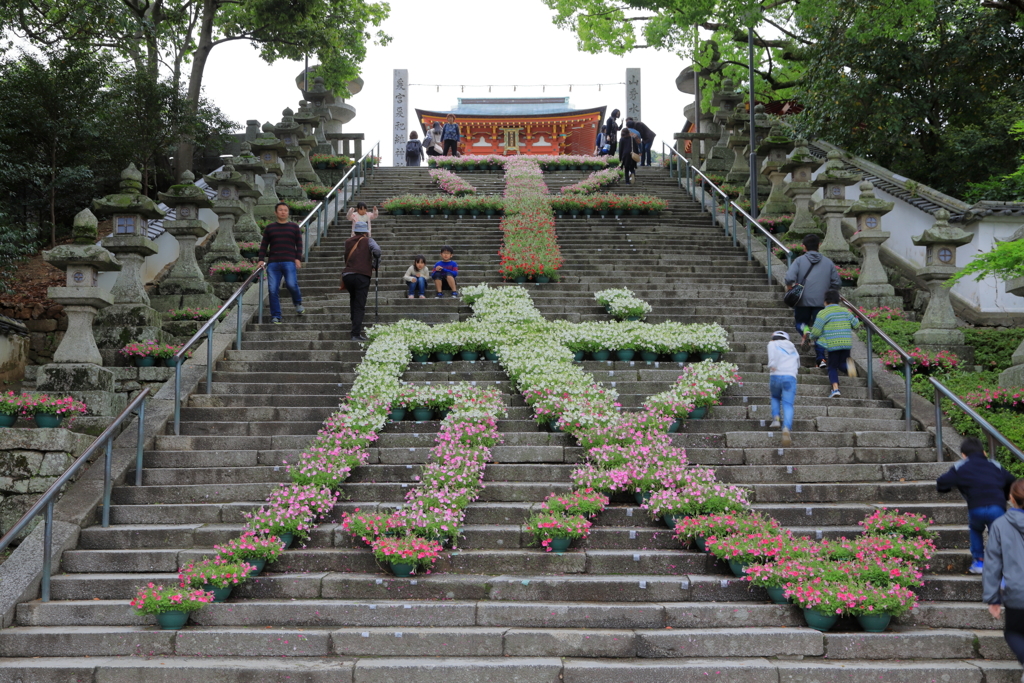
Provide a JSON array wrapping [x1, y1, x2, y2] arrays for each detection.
[[591, 350, 611, 361], [728, 560, 749, 577], [857, 613, 892, 632], [569, 210, 579, 217], [670, 352, 689, 363], [701, 351, 722, 362], [470, 208, 480, 216], [634, 491, 652, 506], [629, 209, 641, 216], [766, 586, 789, 605], [803, 608, 840, 632], [536, 275, 550, 283], [437, 408, 450, 420], [514, 276, 527, 284], [613, 209, 625, 217], [389, 408, 407, 422], [663, 514, 683, 529], [549, 537, 572, 554], [156, 610, 189, 630], [279, 533, 294, 549], [33, 413, 62, 428], [391, 562, 415, 577], [162, 357, 181, 367], [485, 209, 496, 216], [841, 278, 857, 288], [202, 584, 233, 603], [0, 413, 17, 427], [135, 356, 157, 367], [222, 273, 239, 283], [484, 351, 500, 361], [247, 558, 266, 576], [688, 406, 708, 420], [435, 352, 454, 362], [640, 351, 659, 362], [667, 419, 681, 434], [573, 351, 585, 362], [455, 208, 467, 216], [615, 349, 635, 361], [547, 421, 562, 433], [425, 208, 437, 216], [413, 407, 435, 421], [460, 350, 479, 361], [412, 353, 430, 363], [392, 208, 405, 216], [625, 315, 641, 321]]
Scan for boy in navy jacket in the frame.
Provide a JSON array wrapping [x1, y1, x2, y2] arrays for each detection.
[[937, 436, 1017, 574], [432, 246, 459, 298]]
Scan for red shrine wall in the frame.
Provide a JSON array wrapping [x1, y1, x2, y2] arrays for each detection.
[[417, 111, 603, 156]]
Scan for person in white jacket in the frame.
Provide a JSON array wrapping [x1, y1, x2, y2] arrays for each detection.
[[767, 330, 801, 447]]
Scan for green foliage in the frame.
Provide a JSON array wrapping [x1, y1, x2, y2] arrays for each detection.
[[0, 212, 37, 294], [964, 121, 1024, 202], [945, 239, 1024, 287], [857, 318, 921, 354], [963, 328, 1024, 372]]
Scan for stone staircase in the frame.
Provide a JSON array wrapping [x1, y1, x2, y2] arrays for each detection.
[[0, 166, 1017, 683]]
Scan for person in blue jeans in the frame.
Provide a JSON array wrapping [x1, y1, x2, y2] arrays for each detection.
[[403, 255, 430, 299], [937, 436, 1018, 574], [256, 202, 305, 324], [767, 330, 800, 448]]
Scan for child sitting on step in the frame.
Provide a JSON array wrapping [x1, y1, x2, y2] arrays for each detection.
[[937, 436, 1017, 575], [804, 289, 859, 399], [767, 330, 800, 448], [403, 255, 430, 299], [432, 246, 459, 298]]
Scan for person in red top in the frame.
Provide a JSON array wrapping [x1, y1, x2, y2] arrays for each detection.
[[257, 202, 304, 324]]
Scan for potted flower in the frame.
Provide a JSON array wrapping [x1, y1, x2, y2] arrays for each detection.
[[705, 529, 795, 577], [841, 581, 918, 632], [539, 489, 609, 520], [784, 578, 853, 632], [23, 393, 88, 428], [209, 261, 242, 283], [236, 260, 260, 279], [858, 509, 936, 540], [310, 153, 332, 170], [0, 391, 24, 428], [129, 583, 215, 630], [178, 558, 255, 602], [838, 265, 861, 287], [119, 340, 162, 367], [744, 557, 818, 604], [214, 531, 286, 576], [371, 535, 443, 576], [674, 511, 782, 553], [525, 512, 591, 553], [341, 510, 389, 547], [237, 241, 260, 258]]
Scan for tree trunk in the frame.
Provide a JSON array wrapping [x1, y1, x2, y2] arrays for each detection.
[[175, 0, 217, 179], [50, 147, 57, 248]]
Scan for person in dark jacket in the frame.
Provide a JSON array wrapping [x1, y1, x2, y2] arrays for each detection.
[[618, 129, 638, 185], [341, 222, 382, 341], [784, 233, 842, 368], [405, 131, 424, 166], [441, 115, 460, 157], [626, 118, 656, 166], [606, 109, 621, 156], [983, 478, 1024, 668], [257, 202, 305, 324], [938, 436, 1018, 574]]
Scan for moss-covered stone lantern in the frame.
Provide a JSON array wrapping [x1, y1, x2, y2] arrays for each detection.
[[846, 181, 902, 308], [756, 123, 796, 217], [202, 165, 246, 273], [229, 142, 268, 244], [293, 100, 322, 184], [812, 150, 861, 263], [273, 108, 306, 200], [703, 79, 744, 174], [302, 76, 335, 155], [781, 139, 823, 237]]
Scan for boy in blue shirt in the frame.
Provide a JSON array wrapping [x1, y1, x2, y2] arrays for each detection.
[[432, 246, 459, 298], [937, 436, 1017, 574]]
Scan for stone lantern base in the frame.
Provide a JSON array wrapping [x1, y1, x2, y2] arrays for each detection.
[[36, 362, 125, 433], [913, 329, 976, 367], [844, 291, 904, 311], [94, 304, 164, 366]]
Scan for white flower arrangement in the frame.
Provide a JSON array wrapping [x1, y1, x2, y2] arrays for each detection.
[[595, 288, 653, 321]]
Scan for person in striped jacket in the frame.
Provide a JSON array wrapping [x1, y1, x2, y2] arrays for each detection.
[[804, 289, 859, 398], [256, 202, 305, 324]]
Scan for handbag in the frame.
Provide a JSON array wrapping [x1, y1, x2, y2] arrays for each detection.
[[783, 258, 818, 308], [339, 235, 365, 291], [631, 151, 641, 163], [433, 143, 443, 154]]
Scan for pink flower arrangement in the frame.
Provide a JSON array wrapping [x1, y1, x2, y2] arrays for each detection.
[[118, 340, 162, 358], [20, 393, 88, 417], [213, 530, 286, 564], [524, 512, 592, 551], [129, 583, 214, 615], [178, 558, 256, 589], [859, 508, 936, 540], [429, 168, 478, 196], [370, 536, 443, 572], [966, 387, 1024, 413], [880, 348, 959, 374]]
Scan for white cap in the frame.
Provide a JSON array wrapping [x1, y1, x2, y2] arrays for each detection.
[[772, 330, 790, 341]]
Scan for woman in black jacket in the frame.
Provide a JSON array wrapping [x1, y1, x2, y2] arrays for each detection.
[[606, 109, 621, 156], [618, 128, 637, 185]]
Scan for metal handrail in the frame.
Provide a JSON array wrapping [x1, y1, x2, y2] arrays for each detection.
[[172, 264, 266, 435], [662, 142, 792, 285], [301, 141, 380, 262], [929, 377, 1024, 464], [840, 296, 913, 431], [0, 388, 149, 601]]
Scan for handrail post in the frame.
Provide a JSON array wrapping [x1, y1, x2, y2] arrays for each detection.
[[934, 384, 943, 461], [174, 362, 181, 435], [746, 219, 752, 261], [101, 438, 112, 527], [236, 293, 243, 351], [904, 360, 913, 431], [135, 397, 145, 487], [766, 238, 772, 284], [206, 326, 214, 394], [258, 270, 264, 325], [988, 433, 999, 463], [865, 329, 874, 399], [41, 501, 53, 602]]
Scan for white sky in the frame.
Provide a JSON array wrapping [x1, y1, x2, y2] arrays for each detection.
[[201, 0, 695, 165]]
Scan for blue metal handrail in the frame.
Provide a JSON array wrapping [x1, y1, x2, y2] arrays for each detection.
[[300, 141, 380, 261], [662, 142, 792, 284], [930, 378, 1024, 464], [0, 388, 149, 601]]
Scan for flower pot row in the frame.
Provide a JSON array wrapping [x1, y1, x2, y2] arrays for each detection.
[[0, 391, 89, 429], [132, 356, 183, 368], [509, 275, 553, 284], [0, 412, 68, 428], [390, 208, 501, 217], [555, 209, 661, 218], [388, 407, 451, 422], [410, 350, 500, 363], [571, 350, 722, 363]]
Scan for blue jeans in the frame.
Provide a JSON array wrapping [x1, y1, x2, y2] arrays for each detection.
[[794, 306, 826, 363], [769, 375, 798, 430], [641, 141, 653, 165], [267, 260, 301, 319], [407, 277, 426, 297], [969, 504, 1006, 560]]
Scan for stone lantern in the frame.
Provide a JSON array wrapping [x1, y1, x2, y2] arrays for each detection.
[[999, 226, 1024, 387], [756, 123, 795, 217], [150, 170, 221, 313], [302, 77, 335, 155], [781, 139, 824, 237], [724, 106, 750, 184], [702, 80, 744, 174], [910, 209, 975, 361], [812, 150, 861, 263], [846, 181, 902, 309], [37, 209, 124, 419], [91, 164, 165, 357], [229, 142, 268, 244], [293, 100, 322, 184], [202, 165, 246, 272], [273, 108, 307, 200], [250, 122, 287, 221]]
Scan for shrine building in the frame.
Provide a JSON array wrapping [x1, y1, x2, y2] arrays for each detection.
[[415, 97, 605, 156]]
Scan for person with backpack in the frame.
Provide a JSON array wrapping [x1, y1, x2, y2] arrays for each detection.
[[405, 131, 424, 166], [805, 289, 859, 398], [983, 477, 1024, 669], [340, 222, 381, 341], [594, 125, 611, 156], [424, 122, 444, 158], [939, 436, 1018, 574], [767, 330, 800, 448], [784, 233, 842, 368]]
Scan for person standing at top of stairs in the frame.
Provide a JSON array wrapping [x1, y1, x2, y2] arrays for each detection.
[[341, 221, 381, 341], [785, 234, 842, 369], [346, 202, 379, 237], [257, 201, 305, 325]]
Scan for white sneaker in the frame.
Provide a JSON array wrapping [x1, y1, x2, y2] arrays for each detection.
[[781, 428, 792, 447], [818, 359, 828, 369], [769, 418, 781, 429]]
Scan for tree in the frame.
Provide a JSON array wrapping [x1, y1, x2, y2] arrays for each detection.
[[0, 0, 391, 176]]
